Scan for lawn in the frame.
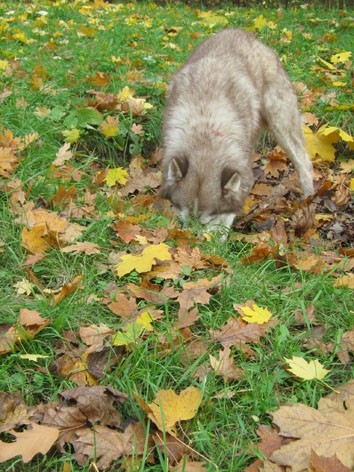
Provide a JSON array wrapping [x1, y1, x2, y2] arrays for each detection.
[[0, 1, 353, 471]]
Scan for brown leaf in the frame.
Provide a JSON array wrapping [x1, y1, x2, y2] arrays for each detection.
[[241, 242, 273, 264], [270, 396, 354, 471], [79, 323, 115, 352], [52, 275, 83, 305], [61, 241, 101, 255], [209, 346, 243, 382], [59, 386, 127, 426], [177, 276, 221, 317], [108, 294, 137, 320], [53, 143, 73, 166], [171, 458, 207, 471], [52, 354, 97, 386], [174, 247, 208, 270], [0, 324, 20, 354], [337, 329, 354, 364], [176, 306, 200, 329], [211, 317, 274, 354], [71, 423, 147, 468], [18, 309, 50, 337], [153, 432, 188, 466], [0, 392, 30, 433], [113, 220, 142, 243], [310, 450, 351, 472], [0, 423, 59, 464]]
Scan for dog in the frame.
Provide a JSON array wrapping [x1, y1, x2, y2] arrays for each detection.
[[160, 29, 314, 232]]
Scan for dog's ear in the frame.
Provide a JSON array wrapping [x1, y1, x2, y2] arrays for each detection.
[[167, 155, 189, 182], [221, 167, 241, 194]]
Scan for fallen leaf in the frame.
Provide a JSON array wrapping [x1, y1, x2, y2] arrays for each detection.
[[333, 273, 354, 289], [310, 450, 351, 472], [235, 302, 273, 324], [52, 275, 83, 305], [209, 346, 243, 382], [285, 356, 329, 380], [61, 241, 101, 255], [116, 243, 172, 277], [136, 386, 202, 434], [0, 423, 59, 464], [53, 143, 73, 166], [104, 167, 129, 186]]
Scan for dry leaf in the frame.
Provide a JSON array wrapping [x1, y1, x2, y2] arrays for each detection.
[[0, 423, 59, 464], [209, 346, 243, 382]]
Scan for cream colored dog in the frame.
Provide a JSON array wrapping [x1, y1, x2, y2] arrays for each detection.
[[161, 29, 314, 232]]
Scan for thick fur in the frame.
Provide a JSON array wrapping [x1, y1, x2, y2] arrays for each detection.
[[160, 29, 314, 230]]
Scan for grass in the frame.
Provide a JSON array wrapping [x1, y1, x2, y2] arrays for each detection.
[[0, 1, 353, 471]]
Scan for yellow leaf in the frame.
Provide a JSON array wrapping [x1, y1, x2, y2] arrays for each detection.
[[333, 273, 354, 289], [112, 322, 143, 346], [136, 311, 154, 331], [317, 56, 336, 70], [332, 81, 346, 87], [116, 243, 172, 277], [146, 386, 202, 433], [104, 167, 129, 186], [303, 125, 337, 162], [330, 51, 352, 64], [12, 31, 28, 44], [0, 60, 8, 71], [285, 356, 329, 380], [20, 354, 49, 362], [117, 86, 134, 102], [239, 304, 272, 324], [319, 125, 354, 144], [62, 128, 80, 143], [99, 116, 119, 137], [253, 15, 272, 31], [351, 178, 354, 191], [198, 12, 228, 28]]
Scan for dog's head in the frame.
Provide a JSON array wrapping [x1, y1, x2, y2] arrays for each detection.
[[160, 152, 254, 232]]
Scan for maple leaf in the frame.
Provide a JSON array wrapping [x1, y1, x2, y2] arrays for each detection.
[[209, 346, 243, 382], [285, 356, 329, 380], [117, 85, 135, 102], [71, 423, 147, 469], [52, 143, 73, 166], [136, 386, 202, 434], [310, 450, 351, 472], [211, 317, 275, 356], [269, 380, 354, 471], [252, 14, 273, 30], [62, 128, 80, 143], [99, 116, 119, 137], [112, 312, 153, 346], [334, 273, 354, 289], [0, 392, 30, 433], [52, 275, 83, 305], [104, 167, 129, 186], [61, 241, 101, 255], [330, 51, 352, 64], [0, 423, 59, 464], [235, 302, 273, 324], [108, 294, 137, 319], [0, 147, 19, 177], [177, 276, 221, 318], [116, 243, 172, 277]]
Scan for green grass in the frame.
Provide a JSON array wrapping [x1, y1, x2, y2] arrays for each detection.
[[0, 1, 353, 471]]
